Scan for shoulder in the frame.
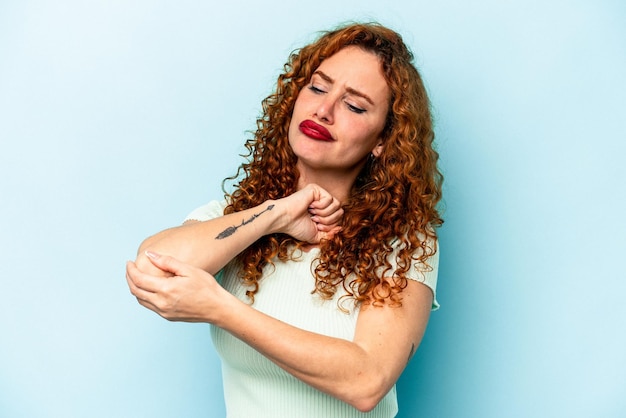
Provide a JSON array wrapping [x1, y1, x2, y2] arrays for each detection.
[[183, 199, 228, 223], [388, 234, 441, 311]]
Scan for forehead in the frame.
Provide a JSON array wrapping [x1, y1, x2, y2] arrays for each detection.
[[315, 46, 389, 102]]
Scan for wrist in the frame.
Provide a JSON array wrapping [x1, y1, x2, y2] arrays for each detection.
[[262, 199, 286, 235], [211, 288, 247, 328]]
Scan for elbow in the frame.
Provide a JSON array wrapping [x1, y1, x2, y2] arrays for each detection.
[[134, 238, 169, 276], [135, 239, 154, 264], [345, 375, 391, 413], [352, 391, 386, 413], [137, 235, 157, 256], [136, 232, 169, 263], [352, 393, 385, 413], [353, 399, 380, 414]]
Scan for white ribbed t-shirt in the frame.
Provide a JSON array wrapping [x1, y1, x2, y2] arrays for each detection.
[[185, 200, 439, 418]]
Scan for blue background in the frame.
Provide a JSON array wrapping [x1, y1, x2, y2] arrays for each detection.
[[1, 1, 625, 417]]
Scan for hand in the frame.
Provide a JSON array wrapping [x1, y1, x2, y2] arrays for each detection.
[[126, 251, 229, 323], [279, 184, 343, 243]]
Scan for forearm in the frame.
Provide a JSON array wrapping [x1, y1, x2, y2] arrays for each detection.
[[129, 249, 383, 407], [127, 244, 429, 412], [135, 184, 343, 275], [137, 200, 280, 275], [216, 296, 393, 411]]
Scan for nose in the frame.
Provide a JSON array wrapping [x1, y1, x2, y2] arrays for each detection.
[[314, 96, 335, 124]]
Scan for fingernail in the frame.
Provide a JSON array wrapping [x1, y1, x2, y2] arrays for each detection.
[[145, 250, 160, 259]]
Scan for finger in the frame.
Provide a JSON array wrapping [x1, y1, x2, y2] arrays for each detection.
[[144, 250, 191, 276], [309, 199, 342, 218], [126, 260, 162, 293], [126, 267, 171, 316], [310, 203, 339, 217], [309, 192, 335, 210], [320, 226, 342, 240], [316, 222, 342, 233], [312, 207, 344, 225], [135, 251, 172, 276], [134, 294, 163, 316]]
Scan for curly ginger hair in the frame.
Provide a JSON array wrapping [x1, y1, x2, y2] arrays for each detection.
[[223, 22, 443, 307]]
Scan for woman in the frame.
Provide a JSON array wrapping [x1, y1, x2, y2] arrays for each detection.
[[126, 22, 443, 417]]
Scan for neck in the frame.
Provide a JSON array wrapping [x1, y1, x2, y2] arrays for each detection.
[[296, 166, 362, 204]]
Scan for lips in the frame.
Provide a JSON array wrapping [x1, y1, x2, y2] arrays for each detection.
[[299, 120, 333, 141]]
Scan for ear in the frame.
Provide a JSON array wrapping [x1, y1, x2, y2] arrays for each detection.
[[371, 140, 384, 158]]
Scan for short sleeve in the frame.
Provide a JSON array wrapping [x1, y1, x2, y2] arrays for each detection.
[[415, 247, 440, 310], [183, 200, 230, 284], [388, 237, 440, 311], [183, 200, 228, 223]]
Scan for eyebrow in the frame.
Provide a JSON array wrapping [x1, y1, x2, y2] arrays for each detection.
[[313, 70, 374, 105]]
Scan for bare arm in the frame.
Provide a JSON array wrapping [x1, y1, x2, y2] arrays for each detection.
[[126, 252, 432, 412], [134, 184, 343, 277], [135, 201, 280, 277], [221, 277, 432, 411]]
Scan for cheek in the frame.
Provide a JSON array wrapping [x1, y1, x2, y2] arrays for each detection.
[[351, 120, 384, 145], [291, 89, 309, 115], [288, 94, 305, 135], [365, 116, 388, 144]]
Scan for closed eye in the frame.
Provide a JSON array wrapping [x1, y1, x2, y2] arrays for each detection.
[[347, 103, 366, 114], [308, 85, 325, 94]]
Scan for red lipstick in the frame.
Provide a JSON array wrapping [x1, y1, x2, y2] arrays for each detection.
[[299, 120, 333, 141]]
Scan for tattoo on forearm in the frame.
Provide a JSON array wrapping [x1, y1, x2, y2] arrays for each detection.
[[407, 343, 416, 363], [215, 204, 275, 240]]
